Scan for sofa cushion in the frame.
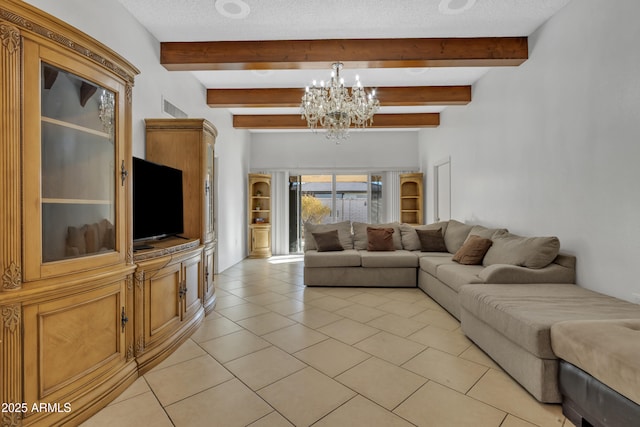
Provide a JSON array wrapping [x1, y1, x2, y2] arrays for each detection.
[[459, 284, 640, 359], [419, 255, 456, 276], [452, 235, 493, 265], [304, 249, 361, 267], [399, 221, 449, 251], [483, 233, 560, 269], [467, 225, 508, 241], [443, 220, 473, 253], [353, 222, 402, 250], [312, 230, 344, 252], [304, 221, 353, 251], [360, 250, 419, 268], [551, 319, 640, 405], [435, 264, 485, 292], [416, 228, 448, 252]]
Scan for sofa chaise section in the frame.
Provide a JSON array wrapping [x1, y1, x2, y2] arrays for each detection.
[[418, 220, 576, 319], [459, 283, 640, 403]]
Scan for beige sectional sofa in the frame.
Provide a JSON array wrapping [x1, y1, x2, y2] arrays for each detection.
[[304, 219, 576, 306], [302, 218, 640, 421]]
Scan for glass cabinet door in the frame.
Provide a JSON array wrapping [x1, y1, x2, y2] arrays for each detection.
[[40, 63, 117, 263], [23, 40, 127, 282], [205, 141, 214, 242]]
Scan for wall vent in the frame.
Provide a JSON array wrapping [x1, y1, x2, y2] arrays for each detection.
[[162, 97, 188, 119]]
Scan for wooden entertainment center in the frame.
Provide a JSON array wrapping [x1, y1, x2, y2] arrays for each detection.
[[0, 2, 215, 425]]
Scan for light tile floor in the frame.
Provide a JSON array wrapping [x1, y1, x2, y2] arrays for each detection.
[[82, 256, 576, 427]]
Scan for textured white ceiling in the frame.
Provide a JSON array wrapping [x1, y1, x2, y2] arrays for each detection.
[[118, 0, 573, 125], [118, 0, 572, 41]]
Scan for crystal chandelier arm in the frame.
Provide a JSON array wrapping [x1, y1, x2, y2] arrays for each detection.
[[300, 61, 378, 141]]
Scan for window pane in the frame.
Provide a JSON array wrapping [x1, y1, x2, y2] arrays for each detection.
[[335, 175, 368, 223], [371, 174, 383, 224], [300, 175, 334, 224]]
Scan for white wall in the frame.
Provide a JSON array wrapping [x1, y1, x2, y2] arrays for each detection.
[[25, 0, 251, 272], [419, 0, 640, 302], [251, 130, 420, 172]]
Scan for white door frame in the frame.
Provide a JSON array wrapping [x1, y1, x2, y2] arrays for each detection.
[[433, 157, 451, 222]]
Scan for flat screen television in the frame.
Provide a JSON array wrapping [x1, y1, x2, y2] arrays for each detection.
[[133, 157, 184, 243]]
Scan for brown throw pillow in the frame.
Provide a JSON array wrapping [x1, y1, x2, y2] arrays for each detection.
[[367, 227, 395, 251], [452, 235, 493, 265], [416, 228, 448, 252], [312, 230, 344, 252]]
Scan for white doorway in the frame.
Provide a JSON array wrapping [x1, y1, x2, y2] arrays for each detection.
[[434, 158, 451, 222]]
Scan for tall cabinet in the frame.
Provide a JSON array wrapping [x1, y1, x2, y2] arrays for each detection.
[[248, 173, 272, 258], [400, 173, 424, 225], [0, 1, 139, 425], [144, 118, 218, 313]]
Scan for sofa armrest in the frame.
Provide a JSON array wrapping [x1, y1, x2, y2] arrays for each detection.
[[478, 263, 576, 284]]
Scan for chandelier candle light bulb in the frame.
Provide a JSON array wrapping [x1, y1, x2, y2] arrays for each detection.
[[300, 62, 380, 142]]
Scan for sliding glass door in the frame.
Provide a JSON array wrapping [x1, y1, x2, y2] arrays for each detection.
[[289, 174, 383, 252]]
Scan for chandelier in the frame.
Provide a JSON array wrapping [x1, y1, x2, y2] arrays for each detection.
[[300, 62, 380, 141]]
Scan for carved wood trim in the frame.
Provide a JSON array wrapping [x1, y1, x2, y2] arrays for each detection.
[[0, 23, 20, 54], [2, 263, 21, 291], [1, 412, 21, 427], [1, 18, 22, 293], [0, 6, 136, 84], [135, 336, 144, 355], [134, 271, 145, 289], [1, 306, 20, 333], [126, 84, 133, 105], [1, 304, 22, 427]]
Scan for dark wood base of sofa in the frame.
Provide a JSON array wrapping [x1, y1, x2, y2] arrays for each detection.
[[559, 361, 640, 427]]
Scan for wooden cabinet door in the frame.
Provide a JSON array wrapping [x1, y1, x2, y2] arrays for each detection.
[[250, 226, 272, 257], [203, 246, 216, 311], [144, 262, 181, 349], [181, 252, 203, 321], [22, 279, 129, 419]]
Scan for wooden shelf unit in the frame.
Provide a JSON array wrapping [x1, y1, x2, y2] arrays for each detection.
[[400, 172, 424, 225], [144, 118, 218, 314], [248, 173, 272, 258], [0, 1, 140, 425]]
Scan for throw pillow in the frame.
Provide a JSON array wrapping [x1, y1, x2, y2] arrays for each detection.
[[452, 235, 493, 265], [312, 230, 344, 252], [367, 227, 395, 251], [304, 221, 353, 251], [353, 222, 402, 250], [416, 228, 448, 252], [399, 221, 449, 251], [483, 233, 560, 268]]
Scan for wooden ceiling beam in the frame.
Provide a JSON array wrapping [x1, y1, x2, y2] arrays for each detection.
[[207, 86, 471, 108], [161, 37, 528, 71], [232, 113, 440, 129]]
